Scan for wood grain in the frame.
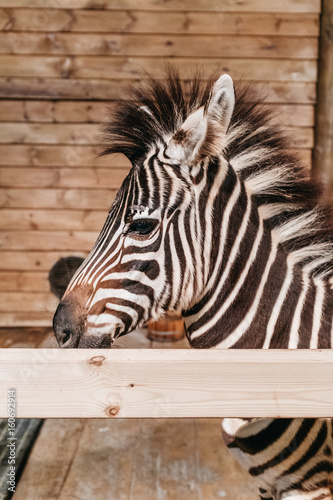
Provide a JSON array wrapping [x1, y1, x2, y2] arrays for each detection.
[[0, 144, 129, 167], [0, 78, 317, 103], [13, 418, 259, 500], [0, 271, 49, 291], [0, 208, 107, 230], [0, 312, 55, 327], [0, 56, 318, 81], [0, 144, 311, 167], [0, 100, 316, 126], [0, 100, 108, 123], [0, 9, 320, 36], [13, 419, 87, 500], [313, 0, 333, 205], [0, 188, 116, 209], [0, 251, 87, 271], [0, 349, 333, 418], [0, 33, 318, 59], [0, 327, 52, 347], [0, 0, 321, 13], [0, 122, 100, 144], [0, 230, 98, 250], [0, 167, 129, 188], [0, 123, 314, 147], [0, 292, 58, 312]]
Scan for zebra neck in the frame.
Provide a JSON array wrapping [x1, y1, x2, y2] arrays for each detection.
[[183, 181, 332, 349]]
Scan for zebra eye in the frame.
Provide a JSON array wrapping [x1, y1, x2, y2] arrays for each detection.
[[128, 218, 159, 237]]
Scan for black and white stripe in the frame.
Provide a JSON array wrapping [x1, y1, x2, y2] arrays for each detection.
[[53, 69, 333, 498]]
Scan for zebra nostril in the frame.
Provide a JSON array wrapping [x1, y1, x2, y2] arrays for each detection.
[[58, 329, 72, 347], [62, 330, 71, 345]]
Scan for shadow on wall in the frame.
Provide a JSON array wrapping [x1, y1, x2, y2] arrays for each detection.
[[48, 257, 84, 300]]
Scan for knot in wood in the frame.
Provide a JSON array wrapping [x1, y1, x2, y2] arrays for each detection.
[[88, 355, 105, 367], [105, 404, 120, 417]]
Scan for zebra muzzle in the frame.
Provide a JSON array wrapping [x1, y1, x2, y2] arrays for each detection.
[[53, 298, 83, 348]]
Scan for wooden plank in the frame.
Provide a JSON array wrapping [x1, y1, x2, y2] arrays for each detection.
[[0, 251, 87, 271], [0, 271, 49, 291], [0, 349, 333, 418], [0, 123, 314, 147], [0, 145, 130, 167], [0, 231, 98, 251], [0, 144, 312, 167], [0, 100, 316, 127], [12, 419, 87, 500], [288, 127, 314, 148], [0, 327, 52, 347], [0, 209, 106, 230], [0, 100, 103, 123], [0, 77, 130, 100], [0, 1, 321, 13], [0, 167, 129, 188], [0, 78, 317, 103], [0, 56, 318, 81], [270, 104, 315, 127], [0, 188, 115, 209], [13, 418, 258, 500], [58, 420, 257, 500], [0, 100, 108, 123], [0, 123, 100, 144], [313, 0, 333, 205], [0, 312, 54, 327], [294, 149, 312, 167], [0, 292, 58, 312], [0, 9, 320, 36], [0, 33, 318, 59], [261, 82, 316, 104]]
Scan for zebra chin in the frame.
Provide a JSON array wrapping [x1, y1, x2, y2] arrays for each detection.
[[85, 313, 135, 347]]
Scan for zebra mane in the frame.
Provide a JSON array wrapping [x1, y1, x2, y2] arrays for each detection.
[[101, 68, 333, 281]]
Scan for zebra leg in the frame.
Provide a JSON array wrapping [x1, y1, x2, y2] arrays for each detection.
[[222, 418, 276, 498]]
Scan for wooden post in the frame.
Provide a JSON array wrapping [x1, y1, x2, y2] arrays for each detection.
[[1, 349, 333, 419], [313, 0, 333, 203]]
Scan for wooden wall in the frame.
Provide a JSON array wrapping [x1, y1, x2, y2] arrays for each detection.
[[0, 0, 321, 327]]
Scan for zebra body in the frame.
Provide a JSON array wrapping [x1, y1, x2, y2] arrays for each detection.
[[53, 69, 333, 498], [223, 418, 333, 499]]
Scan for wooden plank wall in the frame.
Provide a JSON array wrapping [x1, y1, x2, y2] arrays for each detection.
[[0, 0, 321, 327]]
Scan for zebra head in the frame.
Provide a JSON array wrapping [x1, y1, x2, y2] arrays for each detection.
[[53, 73, 235, 348]]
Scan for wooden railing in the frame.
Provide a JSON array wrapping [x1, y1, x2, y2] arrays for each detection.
[[1, 349, 333, 418]]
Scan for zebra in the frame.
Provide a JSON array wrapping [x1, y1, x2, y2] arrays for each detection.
[[53, 68, 333, 499]]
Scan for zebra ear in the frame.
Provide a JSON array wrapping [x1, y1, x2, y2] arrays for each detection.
[[199, 74, 235, 158], [166, 74, 235, 164], [166, 106, 208, 164], [206, 74, 235, 135]]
